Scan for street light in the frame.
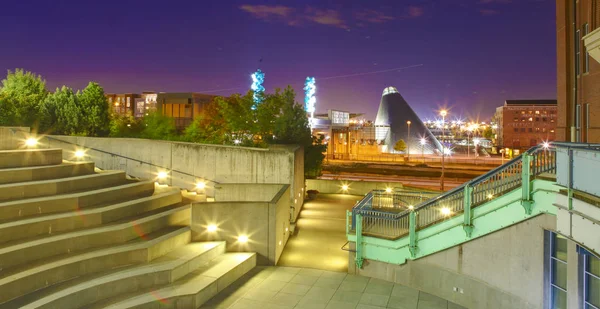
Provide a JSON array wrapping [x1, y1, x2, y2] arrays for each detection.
[[439, 110, 447, 191], [420, 137, 427, 164], [406, 120, 411, 161], [466, 129, 472, 157]]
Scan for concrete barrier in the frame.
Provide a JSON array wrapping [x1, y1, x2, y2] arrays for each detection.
[[0, 127, 30, 150], [306, 179, 406, 196], [191, 184, 290, 265]]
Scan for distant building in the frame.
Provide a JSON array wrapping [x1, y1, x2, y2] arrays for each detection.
[[556, 0, 600, 142], [106, 93, 140, 116], [374, 87, 441, 154], [493, 100, 557, 151]]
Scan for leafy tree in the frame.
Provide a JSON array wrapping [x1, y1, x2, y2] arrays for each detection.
[[109, 112, 141, 137], [394, 139, 407, 153], [215, 92, 257, 144], [77, 82, 110, 136], [0, 69, 47, 127], [183, 100, 227, 144], [0, 94, 16, 126], [482, 126, 494, 139], [40, 86, 82, 135], [139, 112, 177, 140]]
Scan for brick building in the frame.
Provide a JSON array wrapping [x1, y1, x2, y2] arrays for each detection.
[[106, 93, 141, 116], [557, 0, 600, 142], [493, 100, 557, 150]]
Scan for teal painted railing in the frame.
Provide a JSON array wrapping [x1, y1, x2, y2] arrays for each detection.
[[351, 144, 557, 240]]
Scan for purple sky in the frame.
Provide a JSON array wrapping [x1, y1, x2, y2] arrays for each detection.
[[0, 0, 556, 120]]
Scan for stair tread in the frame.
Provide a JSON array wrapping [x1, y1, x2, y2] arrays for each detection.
[[7, 242, 225, 309], [0, 226, 190, 282], [85, 252, 256, 309]]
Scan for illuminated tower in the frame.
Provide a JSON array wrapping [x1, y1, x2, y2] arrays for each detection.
[[251, 69, 265, 110], [304, 77, 316, 127]]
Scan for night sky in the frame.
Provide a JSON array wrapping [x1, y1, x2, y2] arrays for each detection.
[[0, 0, 556, 121]]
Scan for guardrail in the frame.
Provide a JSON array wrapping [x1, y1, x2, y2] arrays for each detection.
[[350, 144, 560, 240]]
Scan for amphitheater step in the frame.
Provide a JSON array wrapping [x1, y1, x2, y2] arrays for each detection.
[[0, 203, 191, 274], [0, 148, 63, 169], [0, 161, 95, 185], [86, 252, 257, 309], [15, 242, 226, 309], [0, 187, 182, 245], [0, 180, 156, 222], [0, 170, 129, 203], [0, 226, 191, 304]]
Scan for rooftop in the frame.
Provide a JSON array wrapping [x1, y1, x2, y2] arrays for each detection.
[[505, 99, 557, 106]]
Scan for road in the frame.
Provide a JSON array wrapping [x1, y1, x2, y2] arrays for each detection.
[[320, 173, 464, 190]]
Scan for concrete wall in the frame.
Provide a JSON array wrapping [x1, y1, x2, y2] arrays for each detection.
[[306, 179, 406, 196], [350, 214, 556, 309], [0, 127, 30, 150], [190, 184, 290, 265], [37, 135, 303, 205], [214, 184, 285, 202]]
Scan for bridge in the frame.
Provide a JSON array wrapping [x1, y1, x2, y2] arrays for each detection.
[[347, 142, 600, 309]]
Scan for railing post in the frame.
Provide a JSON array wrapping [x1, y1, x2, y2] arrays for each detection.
[[463, 183, 474, 237], [409, 211, 417, 258], [346, 210, 351, 235], [521, 153, 533, 215], [567, 148, 574, 210], [355, 214, 364, 269]]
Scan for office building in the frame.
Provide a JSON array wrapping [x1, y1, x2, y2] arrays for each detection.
[[493, 100, 557, 151]]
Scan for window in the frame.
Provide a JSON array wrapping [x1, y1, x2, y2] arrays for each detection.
[[551, 130, 555, 133], [529, 117, 533, 122], [530, 139, 537, 146], [522, 118, 526, 122], [529, 128, 533, 133], [551, 119, 555, 123], [514, 128, 519, 133], [521, 111, 526, 115], [543, 128, 547, 133], [536, 117, 540, 122], [543, 118, 548, 122], [536, 128, 541, 132], [550, 233, 568, 309], [536, 111, 540, 114], [585, 24, 590, 74], [584, 252, 600, 309], [514, 117, 519, 122], [576, 29, 581, 76], [521, 128, 526, 132]]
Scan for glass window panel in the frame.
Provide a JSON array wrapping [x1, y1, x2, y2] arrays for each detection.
[[589, 255, 600, 277], [588, 274, 600, 308], [552, 259, 568, 289], [553, 235, 568, 262], [552, 287, 567, 309]]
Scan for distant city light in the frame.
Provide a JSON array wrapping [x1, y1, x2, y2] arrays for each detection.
[[342, 184, 349, 191], [542, 141, 550, 149], [25, 137, 38, 147], [440, 110, 447, 117], [385, 187, 392, 193], [473, 138, 480, 146], [234, 139, 241, 145], [251, 69, 265, 110], [420, 138, 427, 146]]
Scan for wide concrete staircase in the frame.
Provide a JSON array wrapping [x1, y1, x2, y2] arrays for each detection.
[[0, 148, 256, 309]]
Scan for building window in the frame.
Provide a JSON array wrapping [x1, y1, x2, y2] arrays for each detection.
[[543, 118, 548, 122], [521, 111, 526, 114], [522, 118, 526, 122], [529, 128, 533, 133], [550, 130, 555, 133], [576, 29, 581, 76], [543, 128, 547, 133], [514, 128, 519, 133], [529, 117, 533, 122], [530, 139, 537, 146], [514, 117, 519, 122], [521, 128, 526, 132], [536, 111, 540, 114], [583, 250, 600, 309], [550, 233, 568, 309], [585, 24, 590, 74], [536, 128, 541, 132]]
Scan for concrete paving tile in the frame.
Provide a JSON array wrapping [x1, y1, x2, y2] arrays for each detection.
[[242, 289, 278, 302], [391, 284, 420, 299], [254, 278, 286, 293], [338, 280, 368, 292], [356, 305, 387, 309], [344, 274, 371, 284], [364, 279, 394, 296], [326, 300, 358, 309], [229, 298, 267, 309], [305, 286, 337, 301], [266, 271, 296, 283], [290, 274, 319, 285], [417, 299, 448, 309], [296, 295, 329, 309], [298, 268, 325, 277], [269, 292, 304, 307], [360, 293, 390, 307], [331, 289, 363, 304], [320, 270, 347, 280], [418, 292, 447, 305], [274, 267, 301, 274], [448, 302, 468, 309], [386, 295, 419, 309], [280, 282, 312, 296], [314, 277, 344, 289]]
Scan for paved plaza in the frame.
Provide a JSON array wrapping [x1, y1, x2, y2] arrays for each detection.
[[201, 266, 467, 309]]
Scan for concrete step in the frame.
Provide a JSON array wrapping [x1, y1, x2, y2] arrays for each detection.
[[0, 204, 191, 274], [0, 188, 182, 245], [0, 180, 156, 222], [17, 242, 226, 309], [0, 148, 63, 169], [0, 161, 95, 185], [0, 170, 129, 203], [90, 252, 257, 309], [0, 226, 192, 304]]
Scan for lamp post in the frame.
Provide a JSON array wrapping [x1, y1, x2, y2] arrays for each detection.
[[440, 110, 447, 191], [420, 138, 427, 164], [406, 120, 411, 161], [466, 129, 471, 157]]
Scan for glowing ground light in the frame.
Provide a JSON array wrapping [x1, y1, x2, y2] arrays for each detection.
[[25, 137, 38, 147], [251, 69, 265, 110], [238, 235, 249, 243], [196, 181, 206, 190], [157, 171, 168, 180], [342, 184, 349, 191], [440, 207, 451, 216], [207, 224, 217, 232], [74, 149, 85, 158]]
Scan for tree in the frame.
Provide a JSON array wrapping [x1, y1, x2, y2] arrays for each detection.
[[77, 82, 110, 136], [139, 112, 177, 140], [0, 94, 16, 126], [0, 69, 47, 127], [109, 111, 141, 137], [40, 86, 82, 135], [215, 92, 256, 144], [394, 139, 407, 153], [183, 100, 227, 144], [482, 126, 494, 139]]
